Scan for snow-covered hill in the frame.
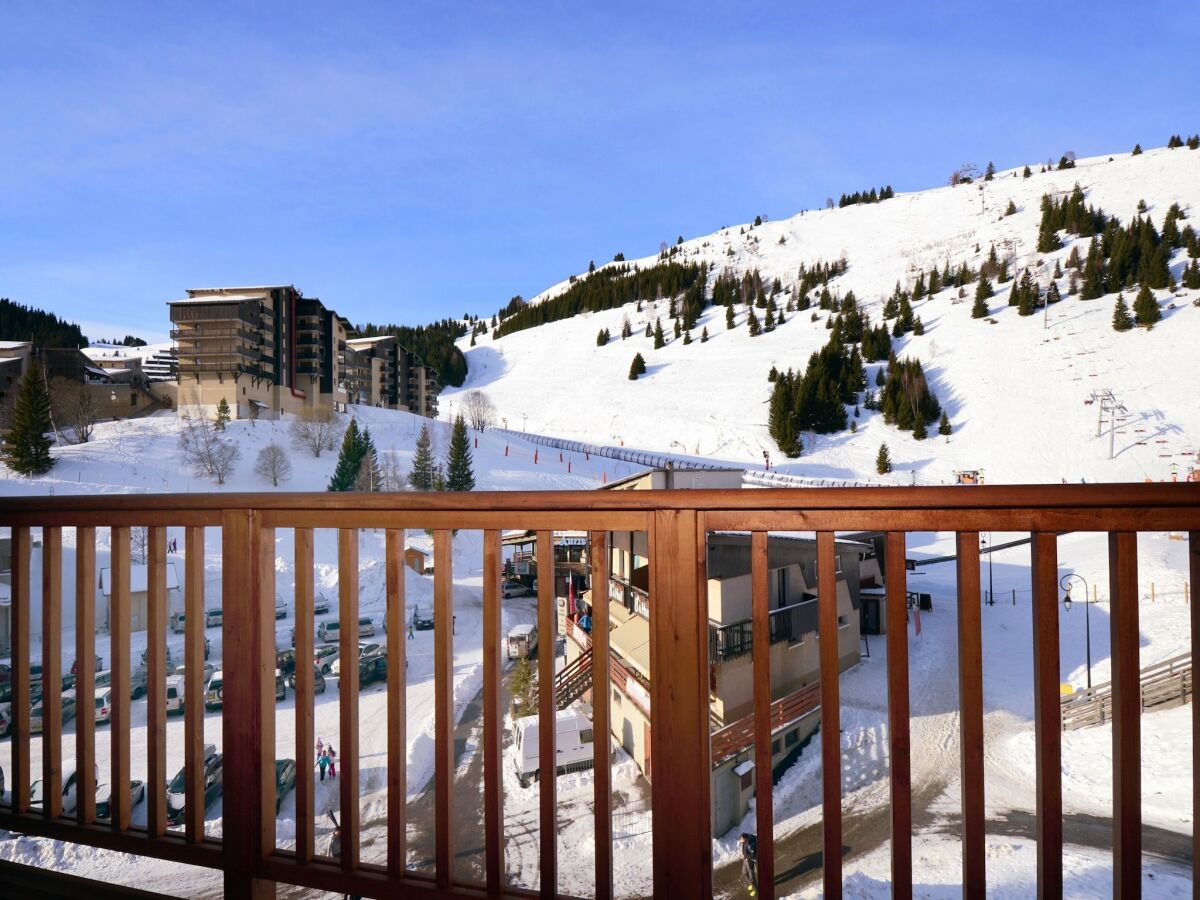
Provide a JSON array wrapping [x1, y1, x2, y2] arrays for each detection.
[[448, 147, 1200, 485]]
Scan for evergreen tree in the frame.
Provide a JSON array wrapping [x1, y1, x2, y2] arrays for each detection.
[[356, 427, 382, 491], [747, 308, 761, 336], [971, 292, 988, 319], [432, 464, 446, 492], [214, 397, 231, 431], [1022, 165, 1032, 178], [1182, 259, 1200, 289], [596, 328, 608, 346], [1045, 281, 1062, 304], [975, 276, 994, 301], [1132, 143, 1142, 156], [408, 422, 436, 490], [700, 326, 709, 343], [1004, 199, 1017, 216], [1111, 293, 1133, 331], [644, 322, 653, 338], [445, 414, 475, 491], [938, 411, 951, 436], [653, 318, 665, 349], [984, 161, 996, 180], [673, 318, 682, 339], [2, 364, 55, 475], [913, 416, 928, 440], [876, 442, 893, 475], [1133, 284, 1161, 328], [725, 304, 735, 329], [628, 353, 646, 380], [329, 418, 365, 491], [682, 329, 692, 345]]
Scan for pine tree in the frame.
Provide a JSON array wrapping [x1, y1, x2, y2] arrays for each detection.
[[682, 329, 692, 345], [700, 326, 709, 343], [653, 318, 665, 349], [214, 397, 231, 431], [2, 364, 55, 475], [673, 318, 682, 339], [747, 308, 761, 336], [938, 411, 951, 436], [975, 276, 994, 301], [445, 414, 475, 491], [628, 353, 646, 380], [1112, 293, 1133, 331], [1004, 199, 1017, 216], [913, 416, 928, 440], [329, 418, 364, 491], [971, 292, 988, 319], [1022, 165, 1032, 178], [876, 442, 893, 475], [408, 422, 436, 490], [1133, 284, 1161, 328], [725, 304, 735, 329], [984, 161, 995, 180], [1132, 143, 1142, 156], [644, 322, 653, 338], [355, 427, 382, 491], [596, 328, 608, 346]]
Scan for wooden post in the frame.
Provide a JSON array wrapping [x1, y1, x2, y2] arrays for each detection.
[[110, 526, 131, 831], [146, 526, 168, 837], [184, 526, 206, 843], [589, 531, 613, 900], [338, 528, 360, 875], [1109, 532, 1141, 899], [482, 530, 503, 894], [434, 529, 454, 889], [816, 531, 842, 898], [221, 509, 276, 899], [751, 531, 775, 900], [41, 527, 64, 820], [294, 528, 315, 863], [385, 528, 408, 881], [75, 526, 97, 825], [536, 530, 557, 899], [1031, 533, 1062, 899], [648, 509, 711, 898], [955, 533, 986, 897], [885, 532, 912, 898]]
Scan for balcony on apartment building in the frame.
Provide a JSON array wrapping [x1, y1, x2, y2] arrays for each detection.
[[0, 485, 1194, 899]]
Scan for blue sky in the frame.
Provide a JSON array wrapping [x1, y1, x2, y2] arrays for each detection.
[[1, 2, 1197, 341]]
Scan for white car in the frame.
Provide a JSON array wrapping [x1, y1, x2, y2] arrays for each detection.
[[0, 701, 11, 737]]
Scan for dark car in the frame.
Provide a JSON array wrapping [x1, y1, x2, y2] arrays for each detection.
[[167, 745, 223, 825], [276, 650, 297, 680], [275, 759, 297, 813], [338, 654, 387, 690], [412, 608, 434, 631], [286, 668, 327, 694]]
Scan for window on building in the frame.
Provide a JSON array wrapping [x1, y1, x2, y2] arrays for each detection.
[[771, 739, 781, 755], [739, 770, 753, 791], [785, 729, 799, 747], [838, 614, 849, 629], [612, 687, 622, 706]]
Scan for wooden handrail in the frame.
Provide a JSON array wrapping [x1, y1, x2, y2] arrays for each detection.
[[0, 485, 1195, 899]]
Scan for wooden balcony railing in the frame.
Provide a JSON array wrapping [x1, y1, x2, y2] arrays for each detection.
[[0, 485, 1196, 900]]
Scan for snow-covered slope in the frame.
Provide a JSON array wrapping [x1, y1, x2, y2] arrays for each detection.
[[449, 148, 1200, 485]]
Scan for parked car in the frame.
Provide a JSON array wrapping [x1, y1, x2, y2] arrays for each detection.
[[204, 608, 223, 628], [412, 608, 434, 631], [0, 701, 11, 737], [165, 675, 185, 715], [174, 662, 215, 688], [205, 671, 224, 710], [96, 778, 147, 821], [314, 646, 339, 674], [0, 663, 11, 701], [166, 744, 223, 825], [502, 580, 533, 599], [358, 617, 375, 638], [95, 667, 149, 701], [30, 690, 77, 734], [274, 669, 287, 702], [275, 600, 288, 620], [286, 667, 327, 694], [276, 649, 296, 680], [317, 620, 340, 643], [169, 611, 188, 634], [93, 688, 112, 724], [351, 654, 387, 689], [331, 644, 379, 676], [506, 623, 538, 659], [275, 759, 297, 813], [511, 708, 596, 786], [312, 595, 331, 615]]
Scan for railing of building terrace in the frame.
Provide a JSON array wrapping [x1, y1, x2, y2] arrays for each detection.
[[0, 484, 1196, 900]]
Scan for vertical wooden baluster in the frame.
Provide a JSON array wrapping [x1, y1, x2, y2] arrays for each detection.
[[76, 526, 97, 825], [482, 529, 502, 894], [434, 529, 455, 889], [147, 526, 167, 837], [385, 528, 407, 880], [750, 531, 775, 900], [955, 533, 985, 897], [536, 530, 557, 899], [816, 531, 842, 898], [1031, 533, 1062, 899], [110, 526, 131, 831], [589, 531, 612, 900], [1109, 532, 1141, 899], [884, 532, 912, 898], [42, 526, 63, 819], [184, 525, 205, 843], [647, 510, 711, 899], [338, 528, 360, 873], [294, 528, 314, 863], [221, 509, 275, 899], [11, 526, 31, 813], [1189, 530, 1198, 889]]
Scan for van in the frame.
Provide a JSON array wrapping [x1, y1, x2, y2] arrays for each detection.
[[511, 707, 595, 786], [94, 688, 113, 724], [318, 620, 340, 643], [358, 617, 375, 638], [165, 675, 184, 715], [506, 623, 538, 659], [169, 611, 187, 634], [205, 608, 223, 628]]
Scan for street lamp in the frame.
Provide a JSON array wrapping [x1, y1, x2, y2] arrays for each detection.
[[1060, 573, 1092, 690], [980, 533, 994, 605]]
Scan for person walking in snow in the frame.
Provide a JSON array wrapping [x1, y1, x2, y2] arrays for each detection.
[[316, 736, 325, 764], [318, 750, 330, 782], [328, 745, 338, 779], [738, 832, 759, 896]]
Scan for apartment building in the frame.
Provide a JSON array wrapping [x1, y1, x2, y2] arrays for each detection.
[[167, 285, 441, 419], [555, 467, 873, 835]]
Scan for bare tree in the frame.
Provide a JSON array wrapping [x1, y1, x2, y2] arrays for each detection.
[[378, 450, 409, 492], [461, 390, 496, 431], [289, 405, 339, 457], [254, 443, 293, 487], [131, 526, 148, 564], [180, 408, 240, 483], [50, 377, 100, 443]]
